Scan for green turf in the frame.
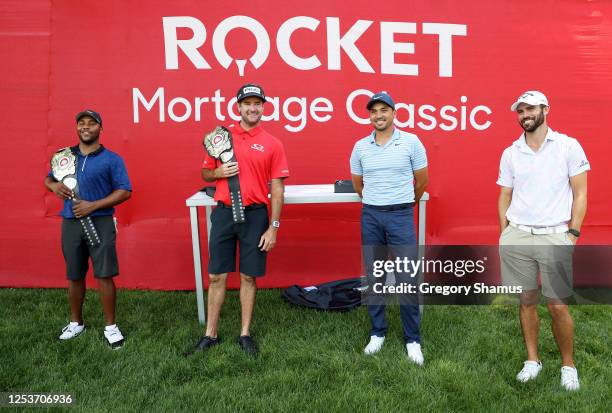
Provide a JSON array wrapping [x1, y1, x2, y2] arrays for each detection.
[[0, 288, 610, 412]]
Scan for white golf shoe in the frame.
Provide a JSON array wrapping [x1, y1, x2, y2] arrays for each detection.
[[516, 360, 542, 382], [364, 336, 385, 355], [59, 322, 85, 340], [406, 342, 424, 366]]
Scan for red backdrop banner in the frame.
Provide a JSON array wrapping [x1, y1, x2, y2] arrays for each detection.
[[1, 1, 611, 289]]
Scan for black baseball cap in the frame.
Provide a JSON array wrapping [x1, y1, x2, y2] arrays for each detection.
[[366, 92, 395, 110], [75, 109, 102, 127], [236, 83, 266, 102]]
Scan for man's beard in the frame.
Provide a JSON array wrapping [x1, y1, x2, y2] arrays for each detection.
[[520, 110, 545, 132]]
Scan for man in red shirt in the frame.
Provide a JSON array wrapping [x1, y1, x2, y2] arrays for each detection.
[[187, 83, 289, 356]]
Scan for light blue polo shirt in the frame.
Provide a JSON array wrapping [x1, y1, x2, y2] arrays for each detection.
[[350, 128, 427, 205]]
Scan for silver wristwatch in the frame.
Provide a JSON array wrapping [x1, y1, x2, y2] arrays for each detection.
[[271, 220, 280, 228]]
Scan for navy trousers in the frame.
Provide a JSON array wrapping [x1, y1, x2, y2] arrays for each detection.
[[361, 204, 421, 344]]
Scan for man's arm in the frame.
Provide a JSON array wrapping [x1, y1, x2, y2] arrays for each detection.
[[72, 190, 131, 218], [413, 167, 428, 202], [568, 171, 587, 243], [44, 176, 72, 200], [351, 174, 364, 198], [201, 162, 239, 182], [258, 178, 285, 252], [498, 186, 513, 232]]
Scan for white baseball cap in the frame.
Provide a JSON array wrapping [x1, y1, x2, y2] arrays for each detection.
[[510, 91, 549, 111]]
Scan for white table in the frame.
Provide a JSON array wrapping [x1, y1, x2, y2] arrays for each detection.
[[186, 185, 429, 324]]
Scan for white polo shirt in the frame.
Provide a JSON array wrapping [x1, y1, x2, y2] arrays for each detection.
[[497, 128, 590, 226]]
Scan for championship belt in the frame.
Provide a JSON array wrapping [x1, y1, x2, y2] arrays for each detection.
[[50, 147, 101, 247], [203, 126, 245, 223]]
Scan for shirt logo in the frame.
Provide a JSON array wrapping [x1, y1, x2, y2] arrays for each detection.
[[251, 143, 265, 152], [579, 160, 589, 168]]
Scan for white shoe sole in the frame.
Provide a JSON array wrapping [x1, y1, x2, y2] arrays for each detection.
[[407, 355, 424, 366], [107, 338, 125, 350]]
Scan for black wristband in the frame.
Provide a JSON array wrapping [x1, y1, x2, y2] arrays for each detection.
[[567, 228, 580, 237]]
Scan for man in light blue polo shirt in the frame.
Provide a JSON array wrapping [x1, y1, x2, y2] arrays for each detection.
[[350, 92, 428, 364]]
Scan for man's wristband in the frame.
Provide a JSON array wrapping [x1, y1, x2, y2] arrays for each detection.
[[567, 228, 580, 237]]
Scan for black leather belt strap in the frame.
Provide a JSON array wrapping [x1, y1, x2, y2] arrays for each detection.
[[217, 202, 266, 211], [226, 173, 245, 222]]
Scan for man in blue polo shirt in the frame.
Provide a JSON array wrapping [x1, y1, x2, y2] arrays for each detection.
[[350, 92, 428, 364], [44, 110, 132, 349]]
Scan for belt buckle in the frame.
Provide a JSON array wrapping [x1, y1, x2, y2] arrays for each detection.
[[530, 227, 544, 235], [530, 227, 545, 235]]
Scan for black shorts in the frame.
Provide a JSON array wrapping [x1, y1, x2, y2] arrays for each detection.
[[61, 216, 118, 281], [208, 203, 269, 277]]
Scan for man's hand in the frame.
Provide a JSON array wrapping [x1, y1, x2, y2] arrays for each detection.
[[216, 162, 239, 178], [567, 233, 578, 245], [50, 181, 73, 200], [498, 186, 513, 234], [258, 227, 278, 252], [500, 222, 508, 235], [351, 174, 363, 198], [72, 200, 98, 219]]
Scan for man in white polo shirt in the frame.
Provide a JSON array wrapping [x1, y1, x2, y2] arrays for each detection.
[[497, 91, 590, 391], [350, 92, 428, 365]]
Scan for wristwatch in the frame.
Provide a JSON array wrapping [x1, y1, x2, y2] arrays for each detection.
[[567, 228, 580, 237], [271, 220, 280, 229]]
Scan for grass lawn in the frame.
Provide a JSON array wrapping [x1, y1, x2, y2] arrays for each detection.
[[1, 288, 610, 412]]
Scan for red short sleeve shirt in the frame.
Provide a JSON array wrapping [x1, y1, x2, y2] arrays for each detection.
[[202, 123, 290, 206]]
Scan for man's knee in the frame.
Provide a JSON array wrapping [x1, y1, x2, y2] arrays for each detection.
[[97, 277, 115, 287], [70, 279, 85, 288], [547, 301, 571, 319], [209, 273, 227, 286], [240, 273, 257, 286], [520, 289, 540, 306]]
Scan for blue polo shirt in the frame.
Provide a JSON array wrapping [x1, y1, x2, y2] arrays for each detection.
[[350, 128, 427, 205], [48, 145, 132, 218]]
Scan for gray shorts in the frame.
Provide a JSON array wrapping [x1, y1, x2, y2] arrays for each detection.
[[499, 225, 574, 299], [61, 216, 118, 281]]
